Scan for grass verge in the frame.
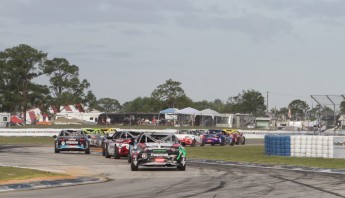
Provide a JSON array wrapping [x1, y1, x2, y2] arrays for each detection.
[[0, 166, 67, 184], [0, 137, 54, 146], [186, 145, 345, 170]]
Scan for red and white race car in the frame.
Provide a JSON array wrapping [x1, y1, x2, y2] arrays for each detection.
[[175, 130, 202, 146], [104, 130, 142, 159]]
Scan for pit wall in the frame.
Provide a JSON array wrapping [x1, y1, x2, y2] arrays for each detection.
[[265, 135, 345, 159]]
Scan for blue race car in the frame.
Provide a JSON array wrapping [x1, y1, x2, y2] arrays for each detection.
[[53, 129, 91, 154], [201, 130, 232, 146]]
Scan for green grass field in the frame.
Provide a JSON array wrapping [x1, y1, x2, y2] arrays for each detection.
[[0, 136, 54, 146], [0, 166, 65, 183], [186, 145, 345, 169]]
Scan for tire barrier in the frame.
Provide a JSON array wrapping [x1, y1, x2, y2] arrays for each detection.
[[265, 135, 291, 156], [265, 135, 345, 159]]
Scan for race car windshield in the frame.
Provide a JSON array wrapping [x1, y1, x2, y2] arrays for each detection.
[[61, 131, 83, 136], [144, 134, 177, 143]]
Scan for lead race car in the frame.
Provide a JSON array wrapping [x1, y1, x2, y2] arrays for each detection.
[[130, 132, 187, 171], [53, 129, 91, 154]]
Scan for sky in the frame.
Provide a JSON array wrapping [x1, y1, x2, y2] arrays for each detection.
[[1, 0, 345, 110]]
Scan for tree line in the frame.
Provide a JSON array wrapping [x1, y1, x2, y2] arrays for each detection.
[[1, 44, 343, 123]]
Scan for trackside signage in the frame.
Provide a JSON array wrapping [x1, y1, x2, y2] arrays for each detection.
[[333, 137, 345, 158]]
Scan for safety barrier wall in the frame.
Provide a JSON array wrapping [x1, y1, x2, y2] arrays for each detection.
[[0, 129, 65, 136], [265, 135, 345, 159], [0, 128, 314, 137]]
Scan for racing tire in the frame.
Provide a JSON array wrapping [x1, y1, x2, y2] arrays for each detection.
[[105, 147, 111, 158], [114, 147, 120, 159], [131, 161, 138, 171], [191, 139, 196, 147], [241, 137, 246, 145], [220, 138, 225, 146], [230, 139, 235, 146], [101, 143, 105, 156], [200, 142, 205, 147], [177, 163, 186, 171], [85, 147, 90, 154], [54, 147, 60, 153], [128, 153, 131, 163]]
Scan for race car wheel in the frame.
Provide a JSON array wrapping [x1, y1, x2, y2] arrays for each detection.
[[241, 137, 246, 145], [54, 147, 59, 153], [230, 139, 235, 146], [235, 138, 240, 145], [101, 143, 105, 156], [200, 142, 205, 146], [114, 147, 120, 159], [131, 161, 138, 171], [105, 147, 111, 158], [128, 153, 131, 163], [220, 138, 225, 146], [191, 139, 196, 147], [85, 147, 90, 154], [177, 164, 186, 171]]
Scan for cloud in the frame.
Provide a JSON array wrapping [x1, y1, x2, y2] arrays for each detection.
[[175, 13, 292, 41]]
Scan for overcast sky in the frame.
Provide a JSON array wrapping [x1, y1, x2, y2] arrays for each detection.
[[1, 0, 345, 110]]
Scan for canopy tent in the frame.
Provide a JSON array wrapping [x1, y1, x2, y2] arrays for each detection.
[[10, 115, 23, 123], [198, 109, 222, 118], [175, 107, 200, 126], [159, 108, 179, 114], [175, 107, 200, 115]]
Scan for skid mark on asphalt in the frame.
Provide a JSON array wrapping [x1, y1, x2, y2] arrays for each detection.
[[272, 175, 345, 198]]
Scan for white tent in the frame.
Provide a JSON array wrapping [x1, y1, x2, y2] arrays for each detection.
[[175, 107, 200, 126], [175, 107, 200, 115], [198, 109, 222, 118]]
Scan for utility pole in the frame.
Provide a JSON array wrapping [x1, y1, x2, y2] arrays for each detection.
[[266, 91, 269, 115]]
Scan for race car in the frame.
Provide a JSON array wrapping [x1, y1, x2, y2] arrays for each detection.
[[104, 130, 141, 159], [200, 130, 232, 146], [53, 129, 91, 154], [222, 129, 246, 145], [82, 128, 106, 147], [175, 130, 202, 146], [130, 132, 186, 171]]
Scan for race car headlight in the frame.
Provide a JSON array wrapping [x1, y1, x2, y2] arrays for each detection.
[[141, 153, 147, 159]]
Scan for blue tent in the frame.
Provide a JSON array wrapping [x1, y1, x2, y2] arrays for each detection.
[[159, 108, 179, 114]]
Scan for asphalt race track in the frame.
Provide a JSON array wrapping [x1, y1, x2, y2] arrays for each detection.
[[2, 145, 345, 198]]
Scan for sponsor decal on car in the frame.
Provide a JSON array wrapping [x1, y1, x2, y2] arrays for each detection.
[[151, 153, 169, 157], [152, 149, 167, 153]]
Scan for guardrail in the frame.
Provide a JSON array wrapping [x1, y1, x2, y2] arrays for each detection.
[[0, 128, 315, 138]]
